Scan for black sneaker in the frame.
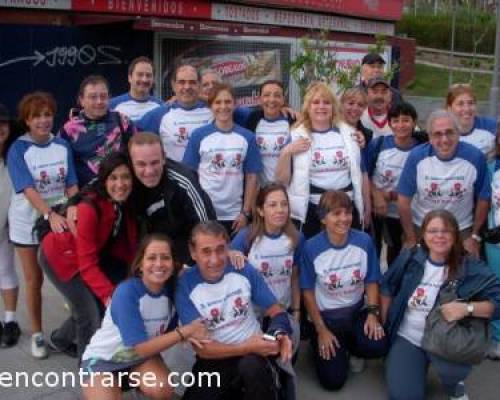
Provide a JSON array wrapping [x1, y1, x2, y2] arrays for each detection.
[[47, 330, 77, 358], [0, 321, 20, 348]]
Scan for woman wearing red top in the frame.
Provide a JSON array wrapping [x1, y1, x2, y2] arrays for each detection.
[[38, 152, 138, 359]]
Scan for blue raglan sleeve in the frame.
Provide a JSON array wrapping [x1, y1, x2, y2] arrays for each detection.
[[365, 137, 383, 177], [293, 233, 306, 267], [363, 235, 382, 283], [110, 281, 149, 347], [473, 152, 491, 200], [300, 242, 317, 290], [397, 148, 419, 197], [136, 106, 167, 134], [182, 128, 202, 171], [61, 139, 78, 187], [7, 142, 35, 193], [242, 130, 263, 174], [230, 227, 250, 254], [175, 274, 202, 325]]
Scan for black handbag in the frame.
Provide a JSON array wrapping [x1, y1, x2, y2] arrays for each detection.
[[421, 277, 495, 365]]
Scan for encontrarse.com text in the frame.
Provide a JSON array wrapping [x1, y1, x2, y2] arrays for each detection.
[[0, 371, 220, 389]]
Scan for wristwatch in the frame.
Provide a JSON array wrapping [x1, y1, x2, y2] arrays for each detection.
[[241, 210, 252, 220], [43, 210, 53, 221], [466, 303, 474, 317], [471, 233, 482, 243]]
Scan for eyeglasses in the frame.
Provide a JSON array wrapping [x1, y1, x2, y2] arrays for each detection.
[[430, 129, 457, 140], [425, 228, 453, 236]]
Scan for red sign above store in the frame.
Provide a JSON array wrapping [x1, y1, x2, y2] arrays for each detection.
[[212, 3, 394, 36], [232, 0, 403, 21], [72, 0, 211, 18]]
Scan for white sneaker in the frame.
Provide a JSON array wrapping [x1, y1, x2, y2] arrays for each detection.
[[349, 355, 365, 373], [450, 395, 469, 400], [487, 340, 500, 360], [31, 334, 48, 359]]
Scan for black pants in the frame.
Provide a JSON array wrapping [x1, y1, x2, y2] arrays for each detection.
[[372, 215, 403, 267], [183, 354, 277, 400]]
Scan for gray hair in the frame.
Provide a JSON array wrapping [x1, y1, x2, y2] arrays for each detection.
[[426, 109, 461, 134], [200, 69, 222, 82]]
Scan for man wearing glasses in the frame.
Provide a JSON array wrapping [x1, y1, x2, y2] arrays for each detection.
[[397, 110, 490, 257]]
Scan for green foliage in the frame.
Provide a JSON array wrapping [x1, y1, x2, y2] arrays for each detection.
[[287, 31, 396, 99], [396, 14, 496, 53]]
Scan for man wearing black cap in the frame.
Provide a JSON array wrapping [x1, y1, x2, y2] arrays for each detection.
[[358, 53, 403, 106], [360, 78, 394, 138]]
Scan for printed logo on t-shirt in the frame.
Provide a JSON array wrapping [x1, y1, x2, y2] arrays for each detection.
[[449, 182, 467, 198], [423, 176, 468, 204], [207, 307, 225, 328], [37, 170, 51, 189], [410, 287, 428, 307], [232, 296, 249, 318], [313, 151, 326, 167], [175, 127, 189, 143], [327, 273, 343, 290], [260, 262, 273, 277], [350, 269, 362, 285], [281, 259, 293, 276], [56, 167, 66, 183], [334, 150, 348, 168], [231, 153, 243, 169], [209, 153, 226, 171], [380, 169, 396, 186]]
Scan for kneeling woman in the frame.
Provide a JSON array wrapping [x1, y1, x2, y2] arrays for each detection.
[[381, 210, 500, 400], [39, 153, 138, 359], [230, 183, 304, 348], [81, 234, 209, 400], [301, 190, 387, 391]]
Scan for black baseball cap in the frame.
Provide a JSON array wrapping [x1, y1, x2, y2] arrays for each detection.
[[367, 77, 390, 89], [362, 53, 386, 65], [0, 103, 11, 123]]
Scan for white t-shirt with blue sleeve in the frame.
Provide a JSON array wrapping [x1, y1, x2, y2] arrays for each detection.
[[231, 227, 304, 309], [300, 229, 381, 312], [7, 134, 77, 245], [175, 264, 277, 345], [109, 93, 163, 122], [460, 116, 496, 161], [366, 136, 418, 218], [398, 142, 490, 230], [137, 100, 213, 162], [82, 277, 176, 363], [254, 116, 291, 185], [397, 259, 447, 347], [183, 122, 262, 220]]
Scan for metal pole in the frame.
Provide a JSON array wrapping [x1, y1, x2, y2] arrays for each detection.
[[489, 0, 500, 117], [449, 0, 456, 86]]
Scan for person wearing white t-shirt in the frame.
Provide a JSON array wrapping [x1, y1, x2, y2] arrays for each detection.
[[109, 56, 163, 122], [381, 210, 500, 400], [398, 109, 490, 258], [360, 78, 394, 139], [275, 82, 368, 238], [7, 93, 79, 359], [183, 83, 262, 235], [137, 64, 213, 162], [176, 221, 293, 400], [301, 191, 387, 391], [446, 83, 496, 160], [246, 80, 295, 185]]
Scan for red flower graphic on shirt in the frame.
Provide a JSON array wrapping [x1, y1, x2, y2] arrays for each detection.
[[175, 127, 188, 143], [327, 273, 343, 290], [280, 259, 293, 276], [425, 182, 441, 198], [410, 287, 428, 307], [449, 181, 467, 199], [232, 296, 249, 317], [207, 307, 225, 328], [260, 262, 272, 278], [350, 269, 362, 285]]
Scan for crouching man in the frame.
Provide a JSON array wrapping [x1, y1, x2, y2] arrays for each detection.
[[176, 221, 293, 400]]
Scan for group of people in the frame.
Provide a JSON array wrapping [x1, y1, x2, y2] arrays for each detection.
[[0, 52, 499, 400]]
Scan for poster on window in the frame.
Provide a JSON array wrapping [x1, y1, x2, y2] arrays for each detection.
[[183, 50, 281, 89]]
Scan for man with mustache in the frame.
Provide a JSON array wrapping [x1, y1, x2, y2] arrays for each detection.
[[109, 56, 163, 123], [361, 78, 394, 139], [137, 64, 213, 162]]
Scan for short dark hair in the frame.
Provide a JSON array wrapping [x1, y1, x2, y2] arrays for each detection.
[[78, 75, 110, 98], [171, 63, 200, 83], [128, 56, 154, 76], [388, 101, 418, 122], [189, 221, 229, 249], [259, 79, 284, 95]]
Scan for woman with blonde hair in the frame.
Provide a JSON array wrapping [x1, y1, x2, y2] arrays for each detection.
[[275, 82, 367, 238]]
